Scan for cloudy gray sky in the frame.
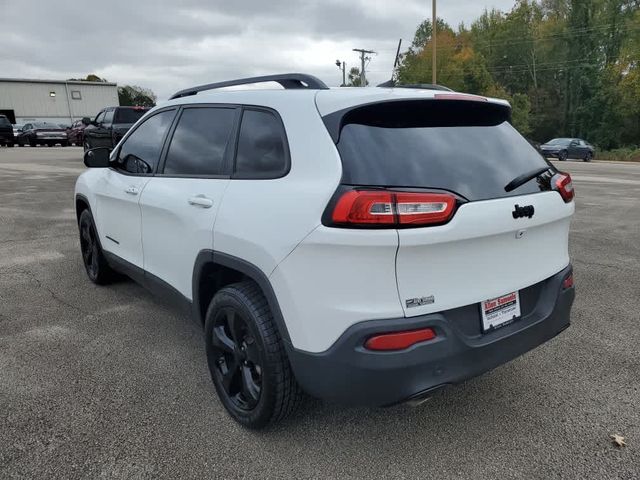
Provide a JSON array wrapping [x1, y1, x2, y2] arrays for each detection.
[[0, 0, 516, 100]]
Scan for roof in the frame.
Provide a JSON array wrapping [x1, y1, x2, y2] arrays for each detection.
[[159, 86, 510, 116], [0, 77, 117, 87]]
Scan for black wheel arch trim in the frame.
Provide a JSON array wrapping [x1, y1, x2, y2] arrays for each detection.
[[192, 250, 292, 345]]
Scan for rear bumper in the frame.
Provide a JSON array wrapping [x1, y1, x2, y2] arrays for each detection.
[[288, 265, 574, 407]]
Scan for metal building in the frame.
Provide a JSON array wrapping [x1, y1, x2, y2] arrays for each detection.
[[0, 78, 119, 125]]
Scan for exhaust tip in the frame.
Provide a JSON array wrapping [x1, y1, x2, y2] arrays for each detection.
[[404, 384, 450, 407]]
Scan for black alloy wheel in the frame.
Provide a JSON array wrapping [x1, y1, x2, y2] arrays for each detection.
[[210, 306, 263, 411], [558, 150, 568, 161], [205, 282, 303, 428], [78, 210, 114, 284], [584, 151, 593, 162]]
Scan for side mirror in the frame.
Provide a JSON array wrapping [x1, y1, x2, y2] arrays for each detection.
[[81, 117, 91, 126], [84, 147, 111, 168]]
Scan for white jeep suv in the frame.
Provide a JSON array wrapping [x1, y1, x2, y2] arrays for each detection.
[[75, 74, 576, 428]]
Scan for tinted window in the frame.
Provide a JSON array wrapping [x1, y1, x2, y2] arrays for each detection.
[[115, 108, 148, 124], [164, 107, 235, 176], [0, 116, 10, 127], [103, 110, 114, 125], [115, 110, 175, 175], [95, 111, 105, 124], [335, 101, 552, 201], [234, 110, 287, 178]]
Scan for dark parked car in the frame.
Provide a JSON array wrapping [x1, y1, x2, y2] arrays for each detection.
[[66, 119, 87, 146], [16, 122, 69, 147], [0, 115, 15, 147], [83, 106, 149, 151], [540, 138, 594, 162]]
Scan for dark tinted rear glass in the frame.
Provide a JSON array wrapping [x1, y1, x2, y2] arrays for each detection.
[[115, 108, 148, 124], [0, 116, 11, 127], [334, 100, 551, 201], [234, 109, 288, 178], [164, 107, 235, 176]]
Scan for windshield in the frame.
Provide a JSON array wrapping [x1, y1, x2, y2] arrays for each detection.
[[115, 108, 148, 124], [334, 101, 553, 201], [547, 138, 572, 145]]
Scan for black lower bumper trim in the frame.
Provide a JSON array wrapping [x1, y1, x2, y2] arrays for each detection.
[[288, 265, 574, 407]]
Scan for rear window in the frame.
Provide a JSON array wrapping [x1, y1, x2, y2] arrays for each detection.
[[332, 100, 552, 201], [115, 108, 148, 124], [0, 116, 11, 127]]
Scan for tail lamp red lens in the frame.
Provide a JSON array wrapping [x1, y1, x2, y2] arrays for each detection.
[[332, 191, 456, 227], [365, 327, 437, 351], [554, 173, 574, 203], [562, 273, 574, 289]]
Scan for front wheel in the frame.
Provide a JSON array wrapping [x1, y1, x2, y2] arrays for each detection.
[[78, 209, 116, 284], [558, 150, 568, 161], [584, 151, 593, 162], [205, 281, 303, 429]]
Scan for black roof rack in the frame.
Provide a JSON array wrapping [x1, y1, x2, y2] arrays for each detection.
[[169, 73, 329, 100], [377, 79, 453, 92]]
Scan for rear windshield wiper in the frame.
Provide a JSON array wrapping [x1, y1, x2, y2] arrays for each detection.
[[504, 167, 552, 192]]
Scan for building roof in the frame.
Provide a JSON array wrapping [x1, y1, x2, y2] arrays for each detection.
[[0, 77, 117, 87]]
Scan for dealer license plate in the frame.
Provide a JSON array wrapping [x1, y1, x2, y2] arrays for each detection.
[[481, 291, 521, 332]]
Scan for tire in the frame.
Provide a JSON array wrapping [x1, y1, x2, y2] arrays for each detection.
[[61, 141, 69, 147], [29, 138, 37, 147], [584, 151, 593, 162], [8, 142, 14, 147], [204, 281, 303, 429], [78, 209, 116, 285], [558, 150, 568, 161]]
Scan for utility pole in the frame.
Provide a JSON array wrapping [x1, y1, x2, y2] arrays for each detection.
[[353, 48, 375, 87], [335, 60, 346, 86], [432, 0, 437, 84]]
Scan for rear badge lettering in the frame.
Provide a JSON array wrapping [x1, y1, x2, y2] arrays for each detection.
[[512, 204, 535, 219], [406, 295, 435, 308]]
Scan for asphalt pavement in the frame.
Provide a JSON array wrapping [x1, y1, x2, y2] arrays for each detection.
[[1, 147, 639, 479]]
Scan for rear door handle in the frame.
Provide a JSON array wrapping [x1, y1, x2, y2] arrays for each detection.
[[125, 186, 140, 195], [188, 195, 213, 208]]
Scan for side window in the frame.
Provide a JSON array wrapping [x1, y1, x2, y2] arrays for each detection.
[[163, 107, 235, 176], [115, 110, 175, 175], [103, 110, 114, 125], [94, 111, 105, 124], [234, 109, 288, 178]]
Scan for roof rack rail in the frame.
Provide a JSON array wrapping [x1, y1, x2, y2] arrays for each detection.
[[377, 79, 453, 92], [169, 73, 329, 100]]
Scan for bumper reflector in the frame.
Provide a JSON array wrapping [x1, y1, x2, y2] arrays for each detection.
[[365, 327, 437, 351], [562, 273, 574, 289]]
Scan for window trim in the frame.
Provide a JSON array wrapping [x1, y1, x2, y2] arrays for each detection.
[[231, 106, 291, 180], [109, 106, 178, 177], [156, 104, 240, 179]]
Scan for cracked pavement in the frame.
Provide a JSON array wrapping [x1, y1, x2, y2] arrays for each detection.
[[1, 147, 639, 479]]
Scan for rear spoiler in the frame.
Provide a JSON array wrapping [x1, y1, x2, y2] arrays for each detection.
[[321, 98, 512, 144]]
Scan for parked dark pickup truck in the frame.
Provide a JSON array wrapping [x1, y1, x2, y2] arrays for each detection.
[[0, 115, 15, 147], [82, 106, 149, 151]]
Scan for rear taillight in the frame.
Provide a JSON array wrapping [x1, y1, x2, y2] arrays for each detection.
[[554, 172, 574, 203], [332, 190, 456, 227], [365, 327, 437, 351]]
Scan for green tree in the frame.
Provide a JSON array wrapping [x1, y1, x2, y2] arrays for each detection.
[[67, 74, 108, 82], [118, 85, 157, 107], [346, 67, 368, 87]]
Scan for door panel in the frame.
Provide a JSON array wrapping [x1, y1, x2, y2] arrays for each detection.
[[139, 178, 229, 298], [94, 169, 149, 267]]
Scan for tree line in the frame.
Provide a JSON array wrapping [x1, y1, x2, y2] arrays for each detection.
[[396, 0, 640, 151]]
